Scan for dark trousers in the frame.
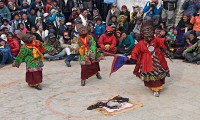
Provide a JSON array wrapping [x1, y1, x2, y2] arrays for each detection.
[[117, 46, 135, 55], [102, 3, 112, 21], [0, 49, 13, 65], [65, 54, 79, 62], [185, 53, 200, 62]]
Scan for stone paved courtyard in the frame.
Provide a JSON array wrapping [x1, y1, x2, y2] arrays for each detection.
[[0, 57, 200, 120]]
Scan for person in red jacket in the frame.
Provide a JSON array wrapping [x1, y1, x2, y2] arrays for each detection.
[[131, 20, 170, 97], [98, 26, 117, 54], [6, 32, 20, 57], [45, 0, 52, 13]]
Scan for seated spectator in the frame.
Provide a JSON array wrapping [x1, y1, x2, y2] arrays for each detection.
[[93, 8, 101, 20], [183, 40, 200, 64], [10, 13, 23, 33], [107, 15, 118, 27], [2, 27, 9, 35], [6, 32, 20, 57], [31, 0, 45, 17], [106, 3, 120, 25], [44, 33, 66, 61], [35, 17, 46, 30], [8, 1, 20, 20], [48, 9, 65, 26], [98, 26, 117, 54], [0, 38, 13, 67], [36, 25, 45, 41], [0, 0, 11, 26], [62, 32, 79, 67], [30, 26, 43, 42], [173, 31, 198, 59], [62, 0, 75, 21], [69, 7, 79, 22], [117, 31, 135, 56], [117, 15, 129, 32], [1, 18, 12, 32], [189, 9, 200, 37], [18, 23, 29, 33], [130, 6, 142, 22], [177, 14, 193, 34], [143, 0, 162, 25], [58, 17, 67, 36], [20, 0, 30, 11], [49, 0, 60, 13], [94, 17, 105, 38], [115, 30, 121, 45], [21, 13, 32, 31], [182, 0, 200, 17], [154, 25, 163, 37], [120, 5, 130, 22], [28, 7, 37, 27], [130, 16, 143, 42]]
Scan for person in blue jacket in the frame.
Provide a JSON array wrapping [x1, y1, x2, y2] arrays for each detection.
[[94, 17, 106, 39], [117, 31, 135, 56], [182, 0, 200, 17], [143, 0, 162, 26]]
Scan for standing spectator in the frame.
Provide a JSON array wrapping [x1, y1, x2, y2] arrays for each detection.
[[143, 0, 162, 25], [120, 5, 130, 22], [6, 32, 20, 57], [98, 26, 117, 54], [103, 0, 116, 21], [45, 0, 52, 13], [61, 0, 75, 21], [161, 0, 178, 29], [31, 0, 45, 17], [82, 0, 93, 12], [0, 0, 11, 26], [106, 3, 120, 25], [182, 0, 200, 17]]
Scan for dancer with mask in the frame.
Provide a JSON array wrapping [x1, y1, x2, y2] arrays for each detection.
[[131, 20, 171, 97]]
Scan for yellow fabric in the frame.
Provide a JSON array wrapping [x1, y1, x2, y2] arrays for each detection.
[[150, 86, 163, 92], [26, 46, 44, 59]]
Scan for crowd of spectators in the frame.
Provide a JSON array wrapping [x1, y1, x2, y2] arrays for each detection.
[[0, 0, 200, 67]]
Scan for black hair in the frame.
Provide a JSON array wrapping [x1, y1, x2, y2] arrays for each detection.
[[120, 31, 127, 35], [80, 8, 88, 13], [18, 23, 24, 29]]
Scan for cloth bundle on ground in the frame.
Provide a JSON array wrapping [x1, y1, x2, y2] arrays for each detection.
[[87, 96, 143, 115]]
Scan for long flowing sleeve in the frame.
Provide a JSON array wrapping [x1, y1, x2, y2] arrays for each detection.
[[14, 47, 29, 67]]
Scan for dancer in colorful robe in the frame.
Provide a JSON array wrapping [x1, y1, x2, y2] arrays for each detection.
[[76, 24, 104, 86], [12, 32, 56, 90], [131, 20, 170, 97]]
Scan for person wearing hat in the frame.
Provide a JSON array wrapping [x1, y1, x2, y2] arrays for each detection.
[[98, 26, 117, 54], [44, 33, 67, 61], [0, 38, 13, 67], [12, 32, 56, 90], [120, 5, 130, 22], [106, 3, 120, 25], [117, 15, 129, 32], [76, 24, 104, 86], [0, 0, 11, 26], [94, 17, 105, 39], [69, 7, 78, 22], [131, 20, 171, 97], [0, 18, 12, 32], [57, 17, 67, 36]]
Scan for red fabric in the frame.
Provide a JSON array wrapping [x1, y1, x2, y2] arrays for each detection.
[[131, 37, 168, 75], [46, 3, 52, 13], [98, 34, 117, 49], [81, 62, 100, 80], [26, 40, 45, 53], [26, 71, 43, 86], [106, 26, 113, 31], [99, 47, 117, 54], [7, 37, 20, 57]]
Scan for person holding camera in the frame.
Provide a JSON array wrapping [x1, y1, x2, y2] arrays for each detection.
[[143, 0, 162, 26]]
